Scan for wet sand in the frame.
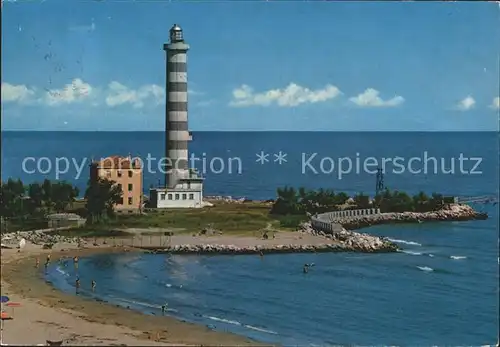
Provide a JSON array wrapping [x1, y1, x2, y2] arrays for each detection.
[[1, 240, 278, 346]]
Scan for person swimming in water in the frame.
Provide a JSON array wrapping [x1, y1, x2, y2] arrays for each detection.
[[91, 280, 96, 292], [303, 263, 315, 273]]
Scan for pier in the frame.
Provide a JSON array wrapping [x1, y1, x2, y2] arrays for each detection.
[[457, 195, 498, 204]]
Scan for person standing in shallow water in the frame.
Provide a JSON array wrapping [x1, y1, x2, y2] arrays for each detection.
[[73, 256, 79, 269], [91, 280, 96, 292], [75, 278, 80, 293]]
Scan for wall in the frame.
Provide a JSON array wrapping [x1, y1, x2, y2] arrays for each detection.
[[311, 208, 382, 233], [150, 188, 203, 208], [91, 164, 143, 211], [48, 218, 85, 228]]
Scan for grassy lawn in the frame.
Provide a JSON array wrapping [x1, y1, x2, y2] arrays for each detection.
[[62, 201, 304, 237], [2, 200, 308, 238]]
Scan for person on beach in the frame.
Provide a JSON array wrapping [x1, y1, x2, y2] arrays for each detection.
[[259, 251, 264, 258], [73, 256, 79, 269], [75, 278, 81, 292], [46, 254, 51, 263], [161, 302, 168, 315], [35, 257, 40, 268], [91, 280, 96, 292]]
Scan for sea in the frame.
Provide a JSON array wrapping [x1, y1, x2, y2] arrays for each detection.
[[2, 131, 499, 345]]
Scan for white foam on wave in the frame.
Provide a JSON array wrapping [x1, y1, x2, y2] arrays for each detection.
[[450, 255, 467, 260], [56, 266, 70, 277], [243, 324, 278, 335], [417, 266, 434, 272], [205, 315, 242, 326], [387, 238, 422, 246], [204, 315, 278, 335], [399, 250, 422, 256], [428, 254, 434, 257]]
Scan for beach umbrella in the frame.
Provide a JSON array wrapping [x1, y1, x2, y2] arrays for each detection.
[[0, 297, 8, 303], [0, 313, 11, 320]]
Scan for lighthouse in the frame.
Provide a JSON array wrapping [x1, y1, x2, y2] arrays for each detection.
[[149, 24, 204, 209], [164, 24, 190, 188]]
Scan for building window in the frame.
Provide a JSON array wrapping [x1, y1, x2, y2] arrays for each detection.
[[117, 171, 122, 177], [182, 194, 187, 200], [160, 194, 166, 200], [175, 194, 180, 200], [106, 170, 111, 178], [128, 184, 133, 191], [128, 171, 133, 178], [128, 197, 133, 205], [118, 198, 124, 205], [168, 194, 173, 200], [189, 193, 194, 200]]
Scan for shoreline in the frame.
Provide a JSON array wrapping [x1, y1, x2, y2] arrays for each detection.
[[1, 244, 270, 346], [0, 204, 488, 345]]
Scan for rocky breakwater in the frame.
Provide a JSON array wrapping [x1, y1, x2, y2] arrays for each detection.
[[339, 204, 488, 230], [1, 230, 87, 248], [298, 222, 399, 253], [144, 237, 397, 255]]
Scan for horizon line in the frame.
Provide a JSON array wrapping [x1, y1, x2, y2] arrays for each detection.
[[2, 130, 498, 133]]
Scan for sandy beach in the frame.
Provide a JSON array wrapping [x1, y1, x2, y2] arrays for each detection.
[[0, 231, 332, 346]]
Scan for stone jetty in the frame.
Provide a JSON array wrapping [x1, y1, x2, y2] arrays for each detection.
[[298, 221, 399, 253], [143, 238, 398, 255], [337, 204, 488, 230]]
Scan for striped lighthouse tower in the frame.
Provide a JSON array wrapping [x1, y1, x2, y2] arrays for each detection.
[[164, 24, 190, 188]]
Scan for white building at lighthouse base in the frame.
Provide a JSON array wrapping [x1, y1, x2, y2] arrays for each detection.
[[148, 169, 205, 208]]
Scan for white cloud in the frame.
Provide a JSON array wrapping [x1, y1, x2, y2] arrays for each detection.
[[349, 88, 405, 108], [105, 81, 165, 108], [455, 95, 476, 111], [490, 96, 499, 110], [229, 83, 342, 107], [43, 78, 93, 106], [188, 89, 204, 96], [1, 83, 36, 103], [69, 19, 96, 33]]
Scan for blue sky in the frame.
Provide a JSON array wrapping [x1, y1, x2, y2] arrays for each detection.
[[1, 0, 499, 131]]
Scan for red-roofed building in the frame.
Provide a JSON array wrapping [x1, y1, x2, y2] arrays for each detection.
[[89, 155, 143, 211]]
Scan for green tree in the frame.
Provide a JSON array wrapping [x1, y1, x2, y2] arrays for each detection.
[[52, 181, 79, 212], [334, 192, 349, 205], [429, 193, 444, 211], [270, 186, 300, 215], [354, 192, 371, 209], [413, 191, 429, 212], [42, 179, 54, 212], [84, 178, 123, 224], [0, 178, 26, 217], [27, 182, 44, 213]]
